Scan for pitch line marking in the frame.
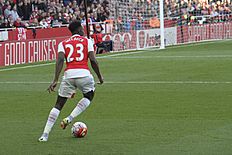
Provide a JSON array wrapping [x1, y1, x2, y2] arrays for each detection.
[[0, 62, 55, 72], [0, 39, 231, 72], [0, 51, 150, 72], [0, 81, 232, 84], [1, 54, 232, 72], [105, 55, 232, 59]]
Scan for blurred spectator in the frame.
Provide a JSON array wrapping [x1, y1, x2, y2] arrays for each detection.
[[2, 1, 10, 17], [211, 7, 219, 16], [17, 1, 24, 18], [4, 4, 11, 19], [11, 4, 19, 22], [0, 0, 4, 16], [6, 15, 14, 28], [14, 17, 26, 27], [22, 0, 32, 20], [0, 19, 9, 28], [0, 15, 4, 25], [40, 18, 48, 28], [123, 17, 131, 32], [34, 0, 47, 12]]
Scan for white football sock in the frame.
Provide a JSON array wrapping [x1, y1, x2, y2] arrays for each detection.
[[42, 108, 60, 135], [69, 98, 91, 121]]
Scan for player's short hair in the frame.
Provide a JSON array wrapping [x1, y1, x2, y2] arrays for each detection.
[[68, 20, 82, 34]]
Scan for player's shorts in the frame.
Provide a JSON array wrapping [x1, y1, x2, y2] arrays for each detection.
[[58, 75, 95, 98]]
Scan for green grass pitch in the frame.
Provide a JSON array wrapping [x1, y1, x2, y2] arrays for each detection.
[[0, 40, 232, 155]]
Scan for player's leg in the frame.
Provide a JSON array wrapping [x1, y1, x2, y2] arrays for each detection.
[[39, 78, 75, 141], [61, 75, 95, 129], [64, 90, 94, 122], [38, 96, 67, 142]]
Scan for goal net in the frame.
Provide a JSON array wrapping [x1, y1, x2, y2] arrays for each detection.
[[100, 0, 232, 51]]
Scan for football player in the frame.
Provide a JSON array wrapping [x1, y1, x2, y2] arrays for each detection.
[[38, 20, 103, 142]]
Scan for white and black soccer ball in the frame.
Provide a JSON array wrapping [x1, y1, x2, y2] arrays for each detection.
[[71, 122, 88, 138]]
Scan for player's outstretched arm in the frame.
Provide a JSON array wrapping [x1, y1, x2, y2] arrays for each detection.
[[47, 52, 65, 93], [53, 52, 65, 82], [88, 51, 104, 84]]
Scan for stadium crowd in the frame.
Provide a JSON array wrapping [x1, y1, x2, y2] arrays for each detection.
[[0, 0, 110, 28], [109, 0, 232, 32], [0, 0, 231, 29]]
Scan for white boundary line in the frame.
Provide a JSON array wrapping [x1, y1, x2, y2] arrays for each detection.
[[0, 50, 151, 72], [104, 55, 232, 59], [1, 53, 232, 72], [0, 39, 231, 72], [97, 49, 155, 58], [0, 81, 232, 84], [166, 38, 232, 49], [0, 62, 55, 72], [1, 54, 232, 72]]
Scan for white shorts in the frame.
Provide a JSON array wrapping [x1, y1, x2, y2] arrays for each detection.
[[58, 75, 95, 98]]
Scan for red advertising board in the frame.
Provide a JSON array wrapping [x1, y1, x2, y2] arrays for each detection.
[[177, 22, 232, 43], [0, 37, 68, 66], [1, 22, 232, 67], [6, 27, 71, 41]]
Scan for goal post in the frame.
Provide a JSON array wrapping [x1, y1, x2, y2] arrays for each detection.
[[160, 0, 165, 49], [102, 0, 179, 51]]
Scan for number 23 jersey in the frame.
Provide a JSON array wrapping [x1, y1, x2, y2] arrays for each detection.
[[58, 34, 94, 79]]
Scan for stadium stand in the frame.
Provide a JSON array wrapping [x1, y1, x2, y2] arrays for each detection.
[[0, 0, 231, 29], [0, 0, 110, 28], [109, 0, 231, 32]]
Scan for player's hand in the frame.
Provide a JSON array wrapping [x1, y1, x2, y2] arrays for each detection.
[[47, 81, 57, 93], [97, 76, 104, 85]]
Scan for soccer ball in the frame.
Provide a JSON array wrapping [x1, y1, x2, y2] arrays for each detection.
[[71, 122, 88, 138]]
